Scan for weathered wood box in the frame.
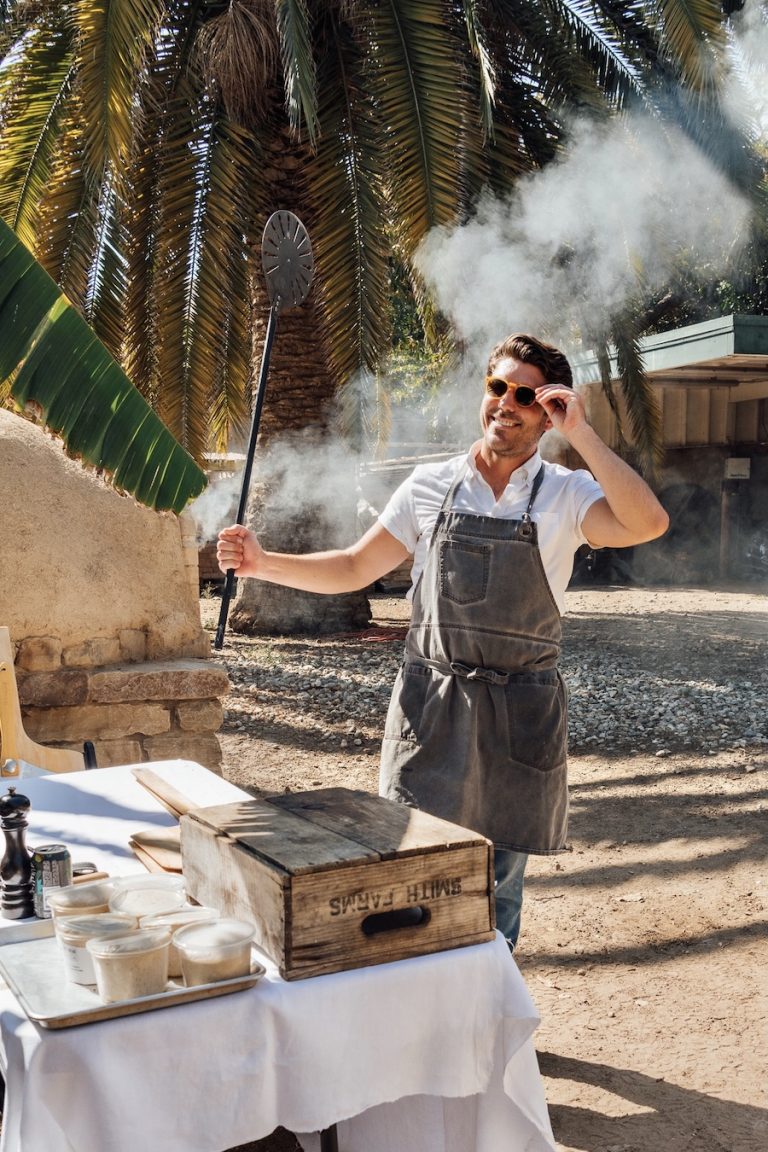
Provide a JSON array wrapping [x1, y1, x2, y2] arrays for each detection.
[[180, 787, 495, 980]]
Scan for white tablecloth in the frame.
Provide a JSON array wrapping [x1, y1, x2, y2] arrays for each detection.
[[0, 761, 555, 1152]]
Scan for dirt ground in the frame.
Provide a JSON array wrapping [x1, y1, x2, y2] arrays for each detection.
[[202, 586, 768, 1152]]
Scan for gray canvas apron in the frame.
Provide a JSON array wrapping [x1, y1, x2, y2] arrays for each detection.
[[379, 463, 568, 854]]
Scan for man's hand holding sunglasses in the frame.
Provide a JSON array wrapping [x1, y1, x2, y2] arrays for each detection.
[[534, 383, 585, 432]]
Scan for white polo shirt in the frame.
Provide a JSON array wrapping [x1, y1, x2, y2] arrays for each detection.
[[378, 445, 604, 614]]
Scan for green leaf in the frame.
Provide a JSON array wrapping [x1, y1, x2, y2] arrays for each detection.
[[0, 217, 206, 512], [274, 0, 318, 142]]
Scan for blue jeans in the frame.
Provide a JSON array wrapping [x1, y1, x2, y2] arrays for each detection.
[[494, 849, 528, 948]]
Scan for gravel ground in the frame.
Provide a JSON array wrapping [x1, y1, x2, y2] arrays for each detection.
[[207, 585, 768, 765]]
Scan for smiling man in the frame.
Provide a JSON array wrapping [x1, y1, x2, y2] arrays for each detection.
[[218, 333, 669, 949]]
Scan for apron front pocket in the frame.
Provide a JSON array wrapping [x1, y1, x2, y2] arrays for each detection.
[[439, 540, 491, 605], [502, 674, 567, 772]]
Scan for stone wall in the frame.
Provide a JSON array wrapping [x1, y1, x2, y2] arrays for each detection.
[[15, 653, 229, 774]]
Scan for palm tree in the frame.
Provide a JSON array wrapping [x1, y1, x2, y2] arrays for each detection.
[[0, 0, 758, 630]]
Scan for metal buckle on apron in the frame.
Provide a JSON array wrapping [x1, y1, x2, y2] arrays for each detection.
[[517, 513, 534, 541], [449, 661, 510, 686], [516, 467, 543, 541]]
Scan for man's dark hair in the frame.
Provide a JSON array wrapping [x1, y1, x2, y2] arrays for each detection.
[[487, 334, 573, 389]]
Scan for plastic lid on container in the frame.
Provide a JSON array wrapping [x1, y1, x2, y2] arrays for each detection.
[[109, 887, 187, 917], [57, 914, 137, 943], [47, 881, 115, 910], [111, 874, 186, 892], [86, 928, 171, 958], [140, 906, 218, 931], [173, 918, 254, 953]]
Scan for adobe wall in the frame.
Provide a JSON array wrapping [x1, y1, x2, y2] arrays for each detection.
[[0, 408, 226, 771]]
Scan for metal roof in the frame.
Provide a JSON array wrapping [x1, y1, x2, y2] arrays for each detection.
[[572, 314, 768, 402]]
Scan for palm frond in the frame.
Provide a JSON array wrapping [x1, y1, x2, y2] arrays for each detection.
[[150, 86, 210, 457], [462, 0, 496, 137], [0, 216, 205, 512], [122, 123, 162, 401], [369, 0, 474, 254], [82, 169, 127, 361], [0, 20, 74, 247], [613, 323, 664, 476], [0, 0, 60, 57], [122, 2, 205, 401], [187, 112, 256, 452], [305, 11, 392, 386], [485, 67, 562, 195], [274, 0, 318, 142], [122, 3, 260, 457], [27, 105, 106, 321], [654, 0, 726, 92], [73, 0, 166, 178], [540, 0, 646, 106], [486, 0, 623, 113], [594, 339, 628, 454], [150, 86, 259, 462], [31, 118, 87, 284]]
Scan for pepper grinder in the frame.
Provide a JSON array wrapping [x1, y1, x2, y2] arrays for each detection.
[[0, 785, 35, 919]]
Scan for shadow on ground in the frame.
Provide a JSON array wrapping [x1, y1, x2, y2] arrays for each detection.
[[539, 1050, 768, 1152]]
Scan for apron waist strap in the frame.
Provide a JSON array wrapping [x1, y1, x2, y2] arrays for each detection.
[[414, 657, 510, 686]]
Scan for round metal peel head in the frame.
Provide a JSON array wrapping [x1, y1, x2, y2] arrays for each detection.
[[262, 211, 314, 310]]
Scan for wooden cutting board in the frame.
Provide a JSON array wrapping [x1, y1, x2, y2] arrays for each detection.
[[129, 826, 183, 873]]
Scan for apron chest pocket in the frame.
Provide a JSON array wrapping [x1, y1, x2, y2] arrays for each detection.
[[439, 540, 491, 604]]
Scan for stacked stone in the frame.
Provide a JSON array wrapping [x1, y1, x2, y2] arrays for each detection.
[[14, 636, 229, 773]]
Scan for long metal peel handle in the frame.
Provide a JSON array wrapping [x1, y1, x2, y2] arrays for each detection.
[[213, 303, 280, 651], [214, 569, 237, 649], [213, 211, 313, 652]]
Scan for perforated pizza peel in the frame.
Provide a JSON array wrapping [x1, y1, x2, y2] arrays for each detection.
[[214, 212, 314, 649]]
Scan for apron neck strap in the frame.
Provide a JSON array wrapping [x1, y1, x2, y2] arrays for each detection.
[[525, 463, 546, 516], [436, 464, 468, 523]]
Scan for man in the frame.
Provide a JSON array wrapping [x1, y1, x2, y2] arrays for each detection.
[[218, 333, 669, 948]]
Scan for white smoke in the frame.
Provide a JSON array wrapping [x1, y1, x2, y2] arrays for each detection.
[[724, 1, 768, 137], [252, 432, 367, 546], [188, 470, 242, 543], [415, 112, 751, 366]]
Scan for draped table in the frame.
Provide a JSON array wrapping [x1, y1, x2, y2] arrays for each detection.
[[0, 761, 556, 1152]]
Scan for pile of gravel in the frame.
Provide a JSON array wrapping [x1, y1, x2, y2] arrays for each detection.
[[220, 618, 767, 756], [561, 649, 767, 754]]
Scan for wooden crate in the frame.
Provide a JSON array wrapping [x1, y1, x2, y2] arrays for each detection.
[[180, 787, 495, 980]]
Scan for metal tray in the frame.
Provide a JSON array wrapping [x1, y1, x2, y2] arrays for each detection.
[[0, 920, 266, 1029]]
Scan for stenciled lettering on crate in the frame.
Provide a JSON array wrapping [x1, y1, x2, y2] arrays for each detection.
[[180, 787, 495, 980], [328, 875, 464, 917]]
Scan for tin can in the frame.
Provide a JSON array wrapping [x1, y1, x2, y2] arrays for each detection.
[[32, 844, 73, 918]]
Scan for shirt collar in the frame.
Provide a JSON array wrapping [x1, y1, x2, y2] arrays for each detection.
[[467, 444, 543, 492]]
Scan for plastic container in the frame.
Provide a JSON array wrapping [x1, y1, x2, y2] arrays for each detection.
[[108, 877, 186, 919], [47, 880, 116, 927], [140, 906, 219, 978], [173, 918, 255, 987], [86, 928, 172, 1003], [57, 913, 137, 984]]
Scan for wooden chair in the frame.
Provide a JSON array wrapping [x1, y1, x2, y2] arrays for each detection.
[[0, 627, 85, 775]]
